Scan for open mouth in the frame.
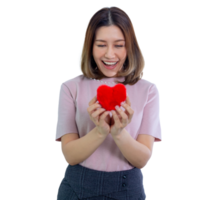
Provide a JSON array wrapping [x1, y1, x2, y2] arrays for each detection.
[[101, 61, 119, 69]]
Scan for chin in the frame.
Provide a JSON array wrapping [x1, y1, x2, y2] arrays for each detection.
[[103, 72, 117, 77]]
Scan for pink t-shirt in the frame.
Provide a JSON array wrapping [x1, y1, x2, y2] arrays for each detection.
[[55, 74, 162, 172]]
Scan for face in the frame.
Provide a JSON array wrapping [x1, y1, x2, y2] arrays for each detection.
[[92, 25, 127, 77]]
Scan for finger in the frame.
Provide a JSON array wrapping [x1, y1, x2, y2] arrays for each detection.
[[115, 106, 128, 122], [99, 108, 106, 115], [121, 95, 132, 112], [95, 95, 99, 103], [112, 110, 121, 119], [126, 95, 131, 106], [115, 105, 123, 113], [112, 111, 121, 126], [99, 111, 109, 121], [124, 95, 129, 103], [99, 111, 110, 121], [122, 104, 131, 118], [92, 108, 105, 118], [120, 102, 134, 119], [88, 104, 101, 113]]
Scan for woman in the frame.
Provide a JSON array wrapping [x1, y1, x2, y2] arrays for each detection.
[[56, 7, 162, 200]]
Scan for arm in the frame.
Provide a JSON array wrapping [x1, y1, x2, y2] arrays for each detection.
[[62, 127, 107, 166], [112, 128, 153, 169]]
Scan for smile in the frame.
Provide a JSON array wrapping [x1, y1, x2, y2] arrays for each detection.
[[101, 60, 119, 70]]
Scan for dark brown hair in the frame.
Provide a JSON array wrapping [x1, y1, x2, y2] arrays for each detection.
[[81, 7, 144, 85]]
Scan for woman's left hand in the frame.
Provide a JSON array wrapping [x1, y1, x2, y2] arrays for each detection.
[[110, 96, 134, 137]]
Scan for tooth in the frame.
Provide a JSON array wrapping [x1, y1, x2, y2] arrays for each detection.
[[103, 61, 117, 65]]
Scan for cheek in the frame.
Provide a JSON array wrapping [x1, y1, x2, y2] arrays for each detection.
[[93, 46, 98, 55], [122, 49, 127, 58], [93, 47, 104, 58]]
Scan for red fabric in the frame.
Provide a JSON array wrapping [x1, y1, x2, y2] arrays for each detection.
[[97, 84, 127, 111]]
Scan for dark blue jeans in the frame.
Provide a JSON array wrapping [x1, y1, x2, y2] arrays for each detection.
[[57, 164, 146, 200]]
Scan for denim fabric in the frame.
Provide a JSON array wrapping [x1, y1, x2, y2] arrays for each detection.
[[57, 164, 146, 200]]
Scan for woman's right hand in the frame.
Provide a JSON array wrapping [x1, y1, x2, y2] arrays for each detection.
[[87, 95, 111, 137]]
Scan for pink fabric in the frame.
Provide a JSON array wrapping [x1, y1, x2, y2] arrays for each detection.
[[55, 75, 162, 172]]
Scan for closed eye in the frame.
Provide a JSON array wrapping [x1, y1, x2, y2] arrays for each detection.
[[97, 45, 124, 47]]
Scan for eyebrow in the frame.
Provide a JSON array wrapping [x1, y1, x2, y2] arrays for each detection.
[[95, 39, 125, 42]]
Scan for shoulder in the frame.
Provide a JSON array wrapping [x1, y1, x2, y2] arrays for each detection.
[[136, 78, 154, 87], [58, 74, 84, 89], [59, 74, 91, 85], [133, 78, 158, 92], [63, 74, 87, 85]]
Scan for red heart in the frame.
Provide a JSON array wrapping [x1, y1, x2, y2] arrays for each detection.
[[97, 84, 127, 111]]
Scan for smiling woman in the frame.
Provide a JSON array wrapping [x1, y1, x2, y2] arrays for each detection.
[[81, 7, 145, 85], [56, 6, 162, 200], [92, 25, 127, 77]]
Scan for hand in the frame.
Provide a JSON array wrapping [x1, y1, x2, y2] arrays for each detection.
[[87, 96, 111, 137], [104, 108, 111, 125], [110, 96, 134, 137]]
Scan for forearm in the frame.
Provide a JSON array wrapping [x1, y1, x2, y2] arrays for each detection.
[[112, 129, 151, 169], [62, 127, 107, 166]]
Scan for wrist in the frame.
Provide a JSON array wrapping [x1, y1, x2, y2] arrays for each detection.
[[111, 128, 125, 139], [95, 126, 108, 138]]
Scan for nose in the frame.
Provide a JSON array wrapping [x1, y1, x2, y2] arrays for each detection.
[[105, 46, 115, 59]]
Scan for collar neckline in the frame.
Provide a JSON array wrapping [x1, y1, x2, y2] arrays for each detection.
[[91, 76, 125, 84]]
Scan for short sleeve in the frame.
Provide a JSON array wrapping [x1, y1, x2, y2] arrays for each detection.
[[138, 84, 162, 142], [55, 83, 78, 142]]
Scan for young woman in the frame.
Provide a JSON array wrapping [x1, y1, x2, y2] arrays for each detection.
[[55, 7, 162, 200]]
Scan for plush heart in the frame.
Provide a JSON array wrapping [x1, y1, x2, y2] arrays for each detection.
[[97, 84, 127, 111]]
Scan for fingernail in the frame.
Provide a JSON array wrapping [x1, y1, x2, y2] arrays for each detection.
[[115, 105, 119, 110], [121, 102, 125, 106]]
